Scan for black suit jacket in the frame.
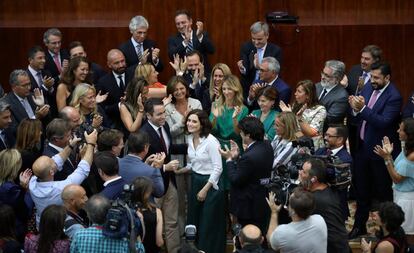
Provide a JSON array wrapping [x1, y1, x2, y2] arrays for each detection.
[[0, 128, 15, 151], [90, 62, 107, 84], [167, 31, 215, 72], [316, 83, 349, 128], [141, 121, 187, 193], [4, 93, 38, 135], [26, 68, 58, 118], [227, 141, 273, 223], [96, 69, 134, 127], [119, 38, 164, 72], [44, 49, 70, 84], [239, 42, 282, 94], [43, 144, 76, 181]]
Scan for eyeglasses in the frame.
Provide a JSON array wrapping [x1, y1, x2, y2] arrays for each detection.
[[320, 71, 334, 79], [18, 83, 31, 88]]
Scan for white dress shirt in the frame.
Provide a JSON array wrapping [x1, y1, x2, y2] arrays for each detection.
[[186, 134, 222, 190]]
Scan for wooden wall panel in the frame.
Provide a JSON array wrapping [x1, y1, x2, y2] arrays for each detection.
[[0, 0, 413, 102]]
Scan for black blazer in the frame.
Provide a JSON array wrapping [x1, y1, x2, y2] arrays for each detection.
[[239, 42, 282, 92], [90, 62, 107, 84], [4, 93, 38, 135], [96, 68, 134, 126], [119, 38, 164, 72], [43, 144, 76, 181], [44, 49, 70, 84], [167, 31, 215, 72], [141, 121, 187, 193], [227, 141, 273, 222], [0, 128, 15, 151], [316, 83, 349, 128]]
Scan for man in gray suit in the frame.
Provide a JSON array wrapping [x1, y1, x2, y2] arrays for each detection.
[[316, 60, 349, 130], [118, 131, 165, 197]]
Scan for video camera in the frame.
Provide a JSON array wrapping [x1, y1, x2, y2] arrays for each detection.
[[103, 184, 144, 253]]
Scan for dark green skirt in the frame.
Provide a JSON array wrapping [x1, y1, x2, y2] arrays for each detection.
[[187, 172, 226, 253]]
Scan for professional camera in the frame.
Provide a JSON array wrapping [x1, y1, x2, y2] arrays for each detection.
[[178, 225, 201, 253], [103, 184, 144, 253], [313, 155, 351, 189]]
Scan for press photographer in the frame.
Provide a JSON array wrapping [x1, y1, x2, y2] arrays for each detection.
[[298, 158, 350, 253], [233, 224, 274, 253]]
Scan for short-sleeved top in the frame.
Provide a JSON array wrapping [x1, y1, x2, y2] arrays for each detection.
[[394, 151, 414, 192], [270, 214, 327, 253]]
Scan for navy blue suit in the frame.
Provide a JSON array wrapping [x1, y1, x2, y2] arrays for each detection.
[[0, 128, 15, 151], [239, 42, 282, 96], [100, 177, 126, 200], [119, 38, 164, 72], [227, 140, 273, 234], [315, 146, 352, 221], [247, 77, 291, 111], [402, 91, 414, 119], [119, 154, 164, 198], [352, 82, 402, 230], [140, 122, 187, 194]]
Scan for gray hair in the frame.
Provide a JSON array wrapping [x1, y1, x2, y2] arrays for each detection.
[[325, 60, 346, 81], [85, 194, 111, 225], [250, 21, 269, 35], [43, 28, 62, 44], [0, 99, 10, 113], [129, 15, 149, 32], [362, 45, 382, 63], [9, 69, 29, 86], [262, 57, 280, 73]]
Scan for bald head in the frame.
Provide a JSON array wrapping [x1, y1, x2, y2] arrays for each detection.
[[62, 184, 88, 211], [107, 49, 126, 74], [60, 106, 82, 130], [32, 156, 56, 181], [239, 224, 263, 246]]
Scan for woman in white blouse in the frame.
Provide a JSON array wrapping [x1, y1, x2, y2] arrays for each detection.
[[177, 109, 226, 253]]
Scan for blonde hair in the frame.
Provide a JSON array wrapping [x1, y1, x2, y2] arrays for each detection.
[[0, 149, 22, 184], [215, 75, 244, 116], [209, 63, 232, 101], [69, 83, 97, 119], [277, 112, 298, 141], [135, 63, 154, 84]]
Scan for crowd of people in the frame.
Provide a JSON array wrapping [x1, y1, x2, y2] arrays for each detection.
[[0, 8, 414, 253]]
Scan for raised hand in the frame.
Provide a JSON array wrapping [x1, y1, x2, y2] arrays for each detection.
[[196, 21, 204, 38], [43, 76, 55, 89], [296, 104, 308, 117], [19, 168, 32, 189], [152, 47, 160, 62], [32, 88, 45, 106], [237, 60, 246, 74], [374, 136, 394, 159], [91, 113, 103, 128], [141, 49, 150, 64], [279, 101, 292, 112], [163, 94, 173, 106], [232, 106, 241, 119], [169, 53, 181, 73], [96, 90, 108, 104], [266, 192, 282, 213]]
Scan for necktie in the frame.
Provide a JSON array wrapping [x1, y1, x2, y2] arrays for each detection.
[[21, 98, 35, 119], [326, 149, 332, 156], [158, 127, 168, 154], [36, 72, 44, 88], [117, 75, 125, 91], [0, 131, 8, 148], [360, 90, 380, 140], [357, 72, 368, 94], [319, 89, 328, 100], [255, 48, 264, 80], [136, 43, 143, 62], [186, 38, 193, 53], [53, 54, 62, 73]]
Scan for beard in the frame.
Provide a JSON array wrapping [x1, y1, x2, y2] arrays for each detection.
[[320, 80, 335, 89]]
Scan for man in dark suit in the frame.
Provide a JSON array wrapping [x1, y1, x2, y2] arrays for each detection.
[[26, 46, 58, 118], [346, 45, 382, 157], [348, 62, 402, 239], [119, 15, 163, 72], [4, 70, 50, 135], [96, 49, 134, 129], [246, 57, 291, 110], [314, 124, 352, 221], [402, 91, 414, 119], [43, 28, 70, 84], [95, 151, 126, 200], [316, 60, 349, 130], [0, 99, 14, 151], [220, 116, 273, 234], [118, 131, 165, 198], [238, 21, 282, 94], [68, 41, 107, 84], [141, 98, 186, 253], [43, 119, 77, 181], [168, 9, 215, 72]]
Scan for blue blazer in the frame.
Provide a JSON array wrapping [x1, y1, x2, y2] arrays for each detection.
[[247, 77, 291, 111], [357, 83, 402, 158], [100, 177, 127, 200], [119, 154, 164, 197]]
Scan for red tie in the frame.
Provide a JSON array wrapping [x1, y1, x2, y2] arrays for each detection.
[[360, 90, 380, 140], [53, 54, 62, 73]]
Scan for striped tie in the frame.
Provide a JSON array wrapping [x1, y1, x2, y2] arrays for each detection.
[[136, 43, 143, 62], [186, 39, 193, 53]]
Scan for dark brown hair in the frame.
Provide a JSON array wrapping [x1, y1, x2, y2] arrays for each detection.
[[184, 109, 212, 138], [166, 76, 190, 103]]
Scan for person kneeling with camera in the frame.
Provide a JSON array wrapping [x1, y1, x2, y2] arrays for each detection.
[[266, 187, 328, 253], [298, 158, 350, 253]]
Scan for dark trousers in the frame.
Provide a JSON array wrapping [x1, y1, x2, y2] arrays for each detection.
[[353, 142, 393, 229]]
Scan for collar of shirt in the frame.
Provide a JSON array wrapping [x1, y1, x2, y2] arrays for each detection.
[[375, 81, 390, 96], [13, 92, 27, 102], [266, 75, 279, 86], [127, 153, 144, 161], [188, 135, 207, 149], [112, 71, 125, 84], [49, 50, 60, 59], [363, 71, 371, 84], [330, 145, 344, 156], [324, 84, 338, 93], [257, 43, 267, 53], [28, 65, 41, 78], [246, 141, 256, 150], [49, 142, 64, 152], [131, 37, 143, 48], [148, 120, 163, 133], [103, 176, 122, 187]]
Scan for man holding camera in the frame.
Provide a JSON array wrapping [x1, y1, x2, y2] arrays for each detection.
[[267, 187, 327, 252], [219, 117, 273, 234], [298, 158, 350, 253]]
